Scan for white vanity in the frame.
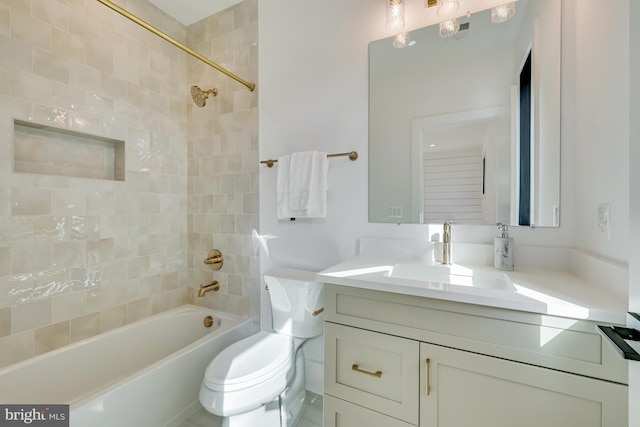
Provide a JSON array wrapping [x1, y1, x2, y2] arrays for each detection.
[[318, 242, 629, 427]]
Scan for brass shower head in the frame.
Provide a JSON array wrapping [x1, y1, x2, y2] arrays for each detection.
[[190, 85, 218, 107]]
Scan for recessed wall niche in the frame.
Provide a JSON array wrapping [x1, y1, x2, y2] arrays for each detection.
[[13, 119, 125, 181]]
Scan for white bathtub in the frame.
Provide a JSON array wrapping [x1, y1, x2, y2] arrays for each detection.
[[0, 304, 253, 427]]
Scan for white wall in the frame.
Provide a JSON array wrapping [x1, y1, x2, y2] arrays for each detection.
[[573, 1, 629, 263], [259, 0, 378, 273]]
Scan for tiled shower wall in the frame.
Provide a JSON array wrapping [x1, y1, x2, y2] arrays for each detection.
[[186, 0, 259, 324], [0, 0, 259, 368]]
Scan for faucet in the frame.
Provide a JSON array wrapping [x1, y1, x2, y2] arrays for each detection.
[[442, 221, 452, 265], [198, 281, 220, 297]]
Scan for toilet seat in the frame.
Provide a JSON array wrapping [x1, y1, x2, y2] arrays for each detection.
[[203, 332, 294, 392]]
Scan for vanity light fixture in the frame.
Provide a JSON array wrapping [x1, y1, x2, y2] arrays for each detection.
[[386, 0, 405, 32], [403, 0, 517, 39], [491, 2, 516, 23]]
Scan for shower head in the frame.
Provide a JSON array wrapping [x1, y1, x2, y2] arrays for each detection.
[[190, 85, 218, 107]]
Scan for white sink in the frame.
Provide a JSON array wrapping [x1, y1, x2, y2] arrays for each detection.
[[387, 262, 515, 291]]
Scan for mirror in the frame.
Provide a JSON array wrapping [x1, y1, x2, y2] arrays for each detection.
[[369, 0, 561, 227]]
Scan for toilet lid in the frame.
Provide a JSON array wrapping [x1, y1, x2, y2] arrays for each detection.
[[203, 332, 294, 391]]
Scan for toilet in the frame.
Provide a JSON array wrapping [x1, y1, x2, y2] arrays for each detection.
[[199, 268, 324, 427]]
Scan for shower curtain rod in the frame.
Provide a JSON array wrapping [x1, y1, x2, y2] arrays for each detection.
[[96, 0, 256, 92]]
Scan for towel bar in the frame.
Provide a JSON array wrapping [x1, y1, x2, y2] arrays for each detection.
[[260, 151, 358, 168], [597, 312, 640, 361]]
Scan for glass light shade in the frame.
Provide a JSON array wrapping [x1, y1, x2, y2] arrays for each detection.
[[491, 2, 516, 23], [393, 32, 412, 48], [436, 0, 459, 18], [386, 0, 405, 32], [439, 18, 460, 37]]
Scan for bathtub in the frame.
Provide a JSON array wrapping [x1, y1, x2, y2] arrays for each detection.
[[0, 304, 253, 427]]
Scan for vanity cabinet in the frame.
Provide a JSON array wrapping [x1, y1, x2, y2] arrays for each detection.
[[323, 284, 628, 427]]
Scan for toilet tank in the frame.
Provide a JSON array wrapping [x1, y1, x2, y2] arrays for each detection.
[[264, 268, 324, 338]]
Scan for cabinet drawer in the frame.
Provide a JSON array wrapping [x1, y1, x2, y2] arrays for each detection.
[[323, 395, 415, 427], [324, 322, 419, 425]]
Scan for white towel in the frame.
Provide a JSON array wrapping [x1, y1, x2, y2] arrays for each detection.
[[276, 154, 294, 219], [276, 151, 328, 219]]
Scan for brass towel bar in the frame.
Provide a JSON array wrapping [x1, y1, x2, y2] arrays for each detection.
[[260, 151, 358, 168], [96, 0, 255, 92]]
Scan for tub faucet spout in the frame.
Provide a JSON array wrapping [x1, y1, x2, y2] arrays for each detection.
[[442, 221, 452, 265], [198, 281, 220, 297]]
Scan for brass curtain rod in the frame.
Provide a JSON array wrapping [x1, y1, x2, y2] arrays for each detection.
[[96, 0, 255, 92], [260, 151, 359, 168]]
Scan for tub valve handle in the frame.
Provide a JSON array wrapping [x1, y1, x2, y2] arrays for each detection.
[[204, 249, 223, 270], [198, 281, 220, 297]]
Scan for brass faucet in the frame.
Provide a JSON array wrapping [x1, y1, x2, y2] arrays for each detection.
[[442, 221, 452, 265], [198, 281, 220, 297]]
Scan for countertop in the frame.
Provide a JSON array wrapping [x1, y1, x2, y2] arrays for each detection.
[[317, 256, 627, 325]]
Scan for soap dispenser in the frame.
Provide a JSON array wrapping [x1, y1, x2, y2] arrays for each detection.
[[494, 223, 514, 271]]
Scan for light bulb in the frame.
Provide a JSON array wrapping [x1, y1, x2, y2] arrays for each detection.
[[491, 2, 516, 23], [439, 18, 460, 37], [386, 0, 405, 32], [393, 32, 412, 48]]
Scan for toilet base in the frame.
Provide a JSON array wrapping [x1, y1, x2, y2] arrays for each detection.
[[222, 398, 281, 427], [280, 350, 306, 427], [220, 349, 307, 427]]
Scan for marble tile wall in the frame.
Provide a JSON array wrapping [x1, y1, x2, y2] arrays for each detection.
[[0, 0, 259, 369]]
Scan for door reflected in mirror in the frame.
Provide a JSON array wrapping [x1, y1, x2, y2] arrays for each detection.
[[369, 0, 561, 227]]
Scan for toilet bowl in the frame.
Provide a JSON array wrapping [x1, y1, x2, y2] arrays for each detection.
[[199, 268, 323, 427]]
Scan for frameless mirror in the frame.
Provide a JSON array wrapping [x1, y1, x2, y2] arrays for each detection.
[[369, 0, 561, 227]]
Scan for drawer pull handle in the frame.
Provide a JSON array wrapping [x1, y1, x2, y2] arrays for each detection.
[[312, 307, 325, 317], [352, 364, 382, 378], [426, 358, 431, 396]]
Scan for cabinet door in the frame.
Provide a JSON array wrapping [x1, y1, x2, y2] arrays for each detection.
[[419, 343, 628, 427], [324, 395, 415, 427], [324, 322, 419, 424]]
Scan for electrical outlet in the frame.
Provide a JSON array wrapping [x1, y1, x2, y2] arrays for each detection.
[[597, 203, 611, 240], [387, 207, 403, 218]]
